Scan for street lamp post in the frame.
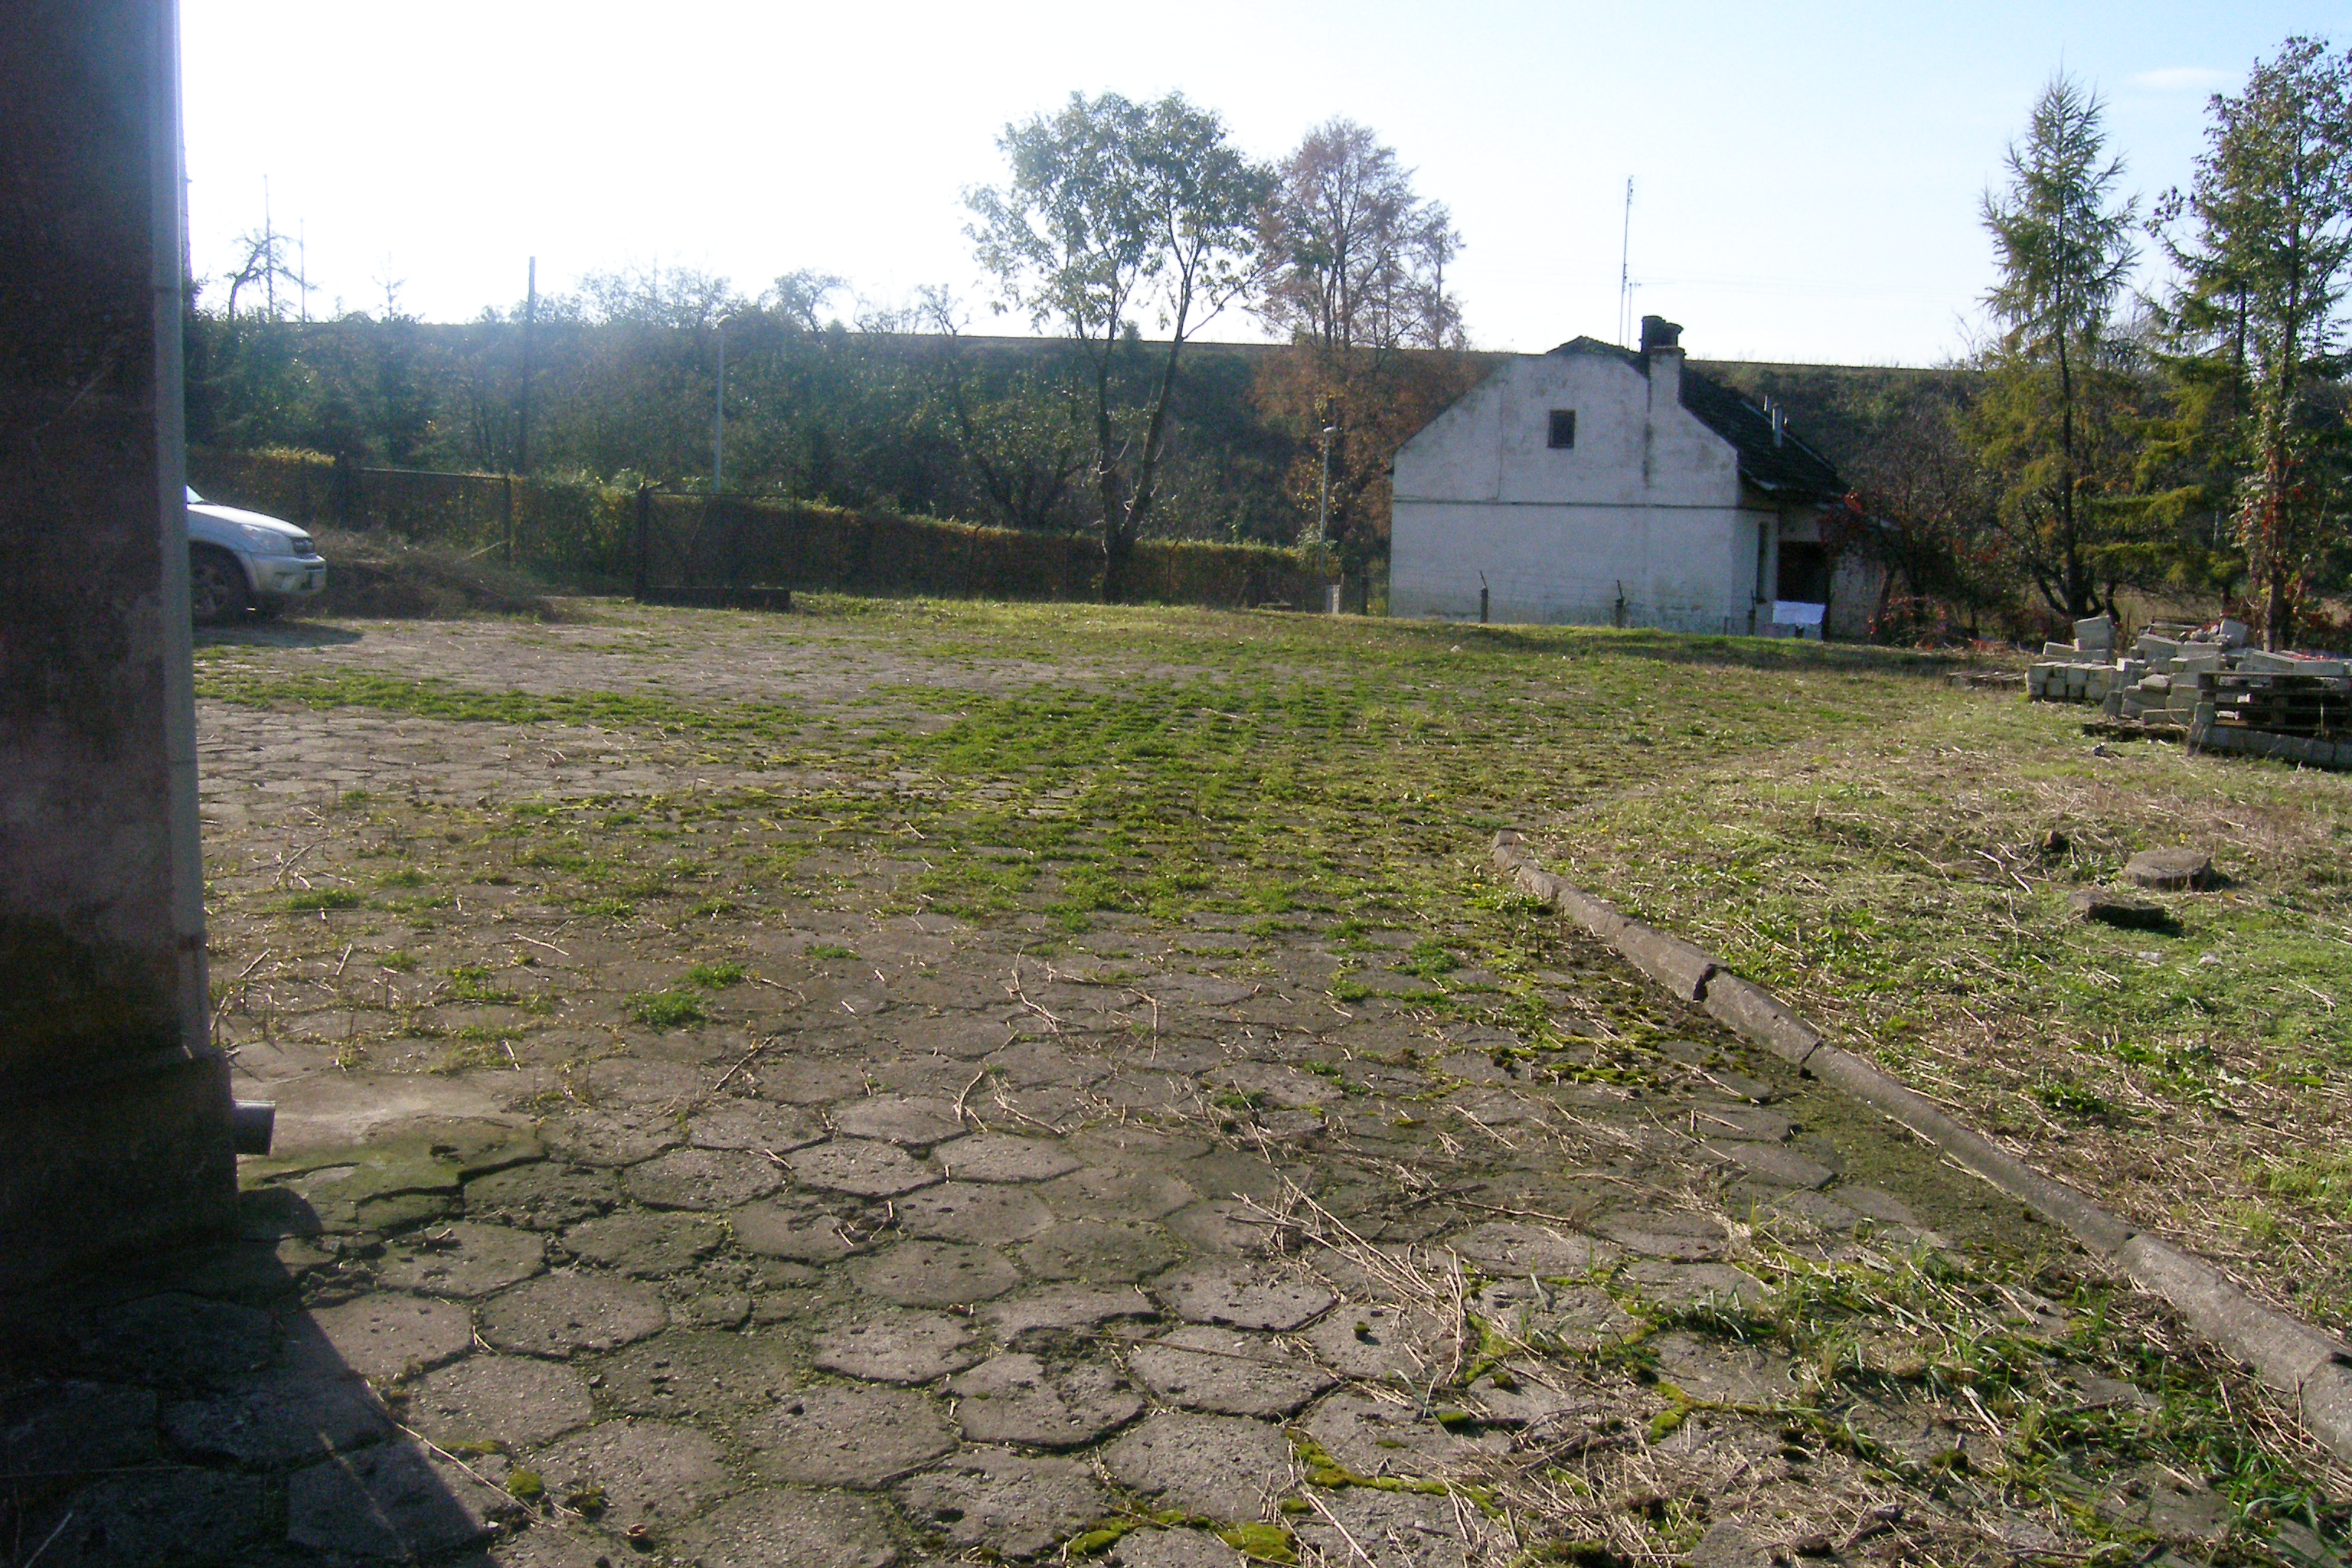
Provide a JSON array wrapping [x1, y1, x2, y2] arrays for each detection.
[[1315, 397, 1338, 572]]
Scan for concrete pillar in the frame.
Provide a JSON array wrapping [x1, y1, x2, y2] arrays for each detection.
[[0, 0, 237, 1293]]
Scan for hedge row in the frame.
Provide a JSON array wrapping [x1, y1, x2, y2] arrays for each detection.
[[185, 448, 1326, 608]]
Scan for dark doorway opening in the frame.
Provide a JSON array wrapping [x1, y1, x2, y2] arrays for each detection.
[[1777, 541, 1830, 603]]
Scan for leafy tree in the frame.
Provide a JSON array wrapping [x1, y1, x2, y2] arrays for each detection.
[[2158, 38, 2352, 648], [1971, 73, 2143, 622], [967, 91, 1271, 600]]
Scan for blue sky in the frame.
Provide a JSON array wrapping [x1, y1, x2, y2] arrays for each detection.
[[181, 2, 2340, 365]]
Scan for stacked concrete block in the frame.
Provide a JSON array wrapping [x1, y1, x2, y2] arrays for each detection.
[[2034, 621, 2347, 757], [2028, 618, 2122, 707]]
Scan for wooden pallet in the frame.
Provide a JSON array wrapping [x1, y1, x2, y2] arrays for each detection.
[[2197, 671, 2348, 739]]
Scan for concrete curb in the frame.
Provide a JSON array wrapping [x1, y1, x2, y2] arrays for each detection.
[[1491, 828, 2352, 1465]]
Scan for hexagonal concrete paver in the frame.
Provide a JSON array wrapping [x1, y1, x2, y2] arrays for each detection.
[[727, 1200, 864, 1262], [299, 1295, 474, 1380], [1441, 1222, 1617, 1277], [831, 1095, 965, 1149], [948, 1353, 1144, 1449], [983, 1285, 1163, 1338], [740, 1384, 956, 1488], [689, 1098, 825, 1153], [1015, 1220, 1184, 1284], [373, 1222, 547, 1298], [593, 1330, 799, 1422], [535, 1417, 733, 1532], [479, 1274, 668, 1357], [785, 1139, 942, 1197], [557, 1211, 723, 1277], [668, 1487, 900, 1568], [1591, 1210, 1730, 1261], [814, 1309, 988, 1383], [622, 1146, 784, 1210], [540, 1108, 681, 1168], [895, 1446, 1107, 1559], [1151, 1261, 1335, 1331], [932, 1132, 1083, 1184], [403, 1354, 594, 1449], [1128, 1325, 1335, 1417], [848, 1242, 1021, 1306], [1100, 1411, 1292, 1520], [894, 1181, 1057, 1244]]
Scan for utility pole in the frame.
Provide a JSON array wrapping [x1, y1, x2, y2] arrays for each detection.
[[263, 174, 274, 318], [517, 256, 535, 474], [1617, 177, 1633, 348], [298, 217, 307, 322], [712, 324, 726, 492]]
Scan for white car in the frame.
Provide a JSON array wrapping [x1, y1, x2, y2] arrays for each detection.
[[186, 485, 327, 623]]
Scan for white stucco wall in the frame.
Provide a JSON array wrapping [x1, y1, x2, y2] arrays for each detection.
[[1389, 348, 1775, 632]]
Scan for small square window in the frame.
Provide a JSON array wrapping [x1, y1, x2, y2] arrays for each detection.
[[1547, 409, 1576, 449]]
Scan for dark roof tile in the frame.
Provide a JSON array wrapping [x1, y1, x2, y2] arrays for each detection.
[[1550, 337, 1846, 502]]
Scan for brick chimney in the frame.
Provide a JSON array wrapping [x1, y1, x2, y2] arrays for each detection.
[[1640, 315, 1684, 406]]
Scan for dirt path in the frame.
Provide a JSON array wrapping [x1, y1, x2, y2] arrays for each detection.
[[5, 606, 2336, 1567]]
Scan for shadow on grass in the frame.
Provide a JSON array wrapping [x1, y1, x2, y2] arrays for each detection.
[[1380, 617, 1978, 679], [195, 621, 366, 649]]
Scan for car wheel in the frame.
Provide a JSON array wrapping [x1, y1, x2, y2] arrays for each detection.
[[188, 545, 250, 625]]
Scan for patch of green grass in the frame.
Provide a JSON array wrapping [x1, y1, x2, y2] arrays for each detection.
[[805, 943, 858, 960], [684, 962, 743, 989], [194, 666, 798, 740], [626, 989, 706, 1030], [281, 888, 365, 912]]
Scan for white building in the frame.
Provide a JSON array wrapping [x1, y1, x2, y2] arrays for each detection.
[[1389, 318, 1857, 635]]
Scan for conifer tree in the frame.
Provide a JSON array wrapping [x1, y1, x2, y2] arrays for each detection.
[[1971, 73, 2142, 622], [2159, 38, 2352, 649]]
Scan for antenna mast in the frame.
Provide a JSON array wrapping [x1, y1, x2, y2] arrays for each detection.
[[1617, 177, 1633, 347]]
